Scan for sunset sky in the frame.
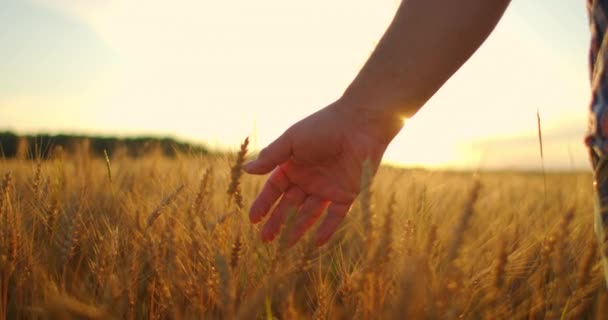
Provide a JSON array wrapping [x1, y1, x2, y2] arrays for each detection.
[[0, 0, 592, 170]]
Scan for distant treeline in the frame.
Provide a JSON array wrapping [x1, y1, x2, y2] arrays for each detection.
[[0, 132, 209, 159]]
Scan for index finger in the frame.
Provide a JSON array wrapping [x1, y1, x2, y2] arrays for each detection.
[[249, 168, 290, 223]]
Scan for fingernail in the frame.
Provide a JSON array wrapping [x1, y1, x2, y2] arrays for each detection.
[[249, 211, 262, 224], [315, 234, 328, 247], [242, 160, 256, 172], [242, 161, 252, 170], [261, 228, 274, 242]]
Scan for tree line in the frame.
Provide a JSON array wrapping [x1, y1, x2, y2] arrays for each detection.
[[0, 132, 209, 159]]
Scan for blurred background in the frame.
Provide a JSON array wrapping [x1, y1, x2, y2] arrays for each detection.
[[0, 0, 590, 170]]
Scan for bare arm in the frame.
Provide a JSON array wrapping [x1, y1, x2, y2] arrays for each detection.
[[245, 0, 511, 246], [340, 0, 511, 143]]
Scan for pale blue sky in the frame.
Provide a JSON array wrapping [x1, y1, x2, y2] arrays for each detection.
[[0, 0, 593, 170], [0, 0, 114, 95]]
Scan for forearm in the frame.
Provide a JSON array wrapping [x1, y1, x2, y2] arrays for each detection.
[[339, 0, 511, 143]]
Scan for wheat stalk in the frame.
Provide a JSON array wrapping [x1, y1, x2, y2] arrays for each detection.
[[103, 149, 112, 184], [145, 184, 185, 231]]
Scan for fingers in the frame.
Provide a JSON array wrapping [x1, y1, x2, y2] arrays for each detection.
[[261, 186, 306, 242], [287, 197, 329, 247], [249, 168, 290, 223], [314, 183, 357, 205], [314, 203, 351, 246], [243, 133, 292, 174]]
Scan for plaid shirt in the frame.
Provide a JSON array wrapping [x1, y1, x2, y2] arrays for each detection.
[[586, 0, 608, 286]]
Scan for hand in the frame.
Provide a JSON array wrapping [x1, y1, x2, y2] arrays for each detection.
[[243, 100, 399, 246]]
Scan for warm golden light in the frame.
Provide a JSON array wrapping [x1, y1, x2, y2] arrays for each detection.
[[0, 0, 592, 170]]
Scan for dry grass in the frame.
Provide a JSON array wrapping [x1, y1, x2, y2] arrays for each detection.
[[0, 143, 605, 319]]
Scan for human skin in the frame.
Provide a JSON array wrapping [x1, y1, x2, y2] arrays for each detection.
[[244, 0, 511, 246]]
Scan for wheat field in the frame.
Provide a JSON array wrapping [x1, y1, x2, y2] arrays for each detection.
[[0, 140, 606, 319]]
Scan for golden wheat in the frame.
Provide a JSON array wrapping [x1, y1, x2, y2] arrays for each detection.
[[0, 140, 603, 319]]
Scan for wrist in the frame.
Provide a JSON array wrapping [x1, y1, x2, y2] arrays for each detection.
[[332, 93, 404, 146]]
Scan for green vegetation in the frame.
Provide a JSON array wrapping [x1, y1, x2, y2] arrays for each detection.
[[0, 132, 208, 160]]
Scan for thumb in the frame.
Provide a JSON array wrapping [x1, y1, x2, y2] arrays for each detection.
[[244, 133, 292, 174]]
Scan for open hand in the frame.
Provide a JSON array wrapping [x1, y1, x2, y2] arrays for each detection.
[[244, 100, 398, 246]]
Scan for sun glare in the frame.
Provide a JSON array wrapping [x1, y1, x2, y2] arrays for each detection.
[[0, 0, 592, 170]]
